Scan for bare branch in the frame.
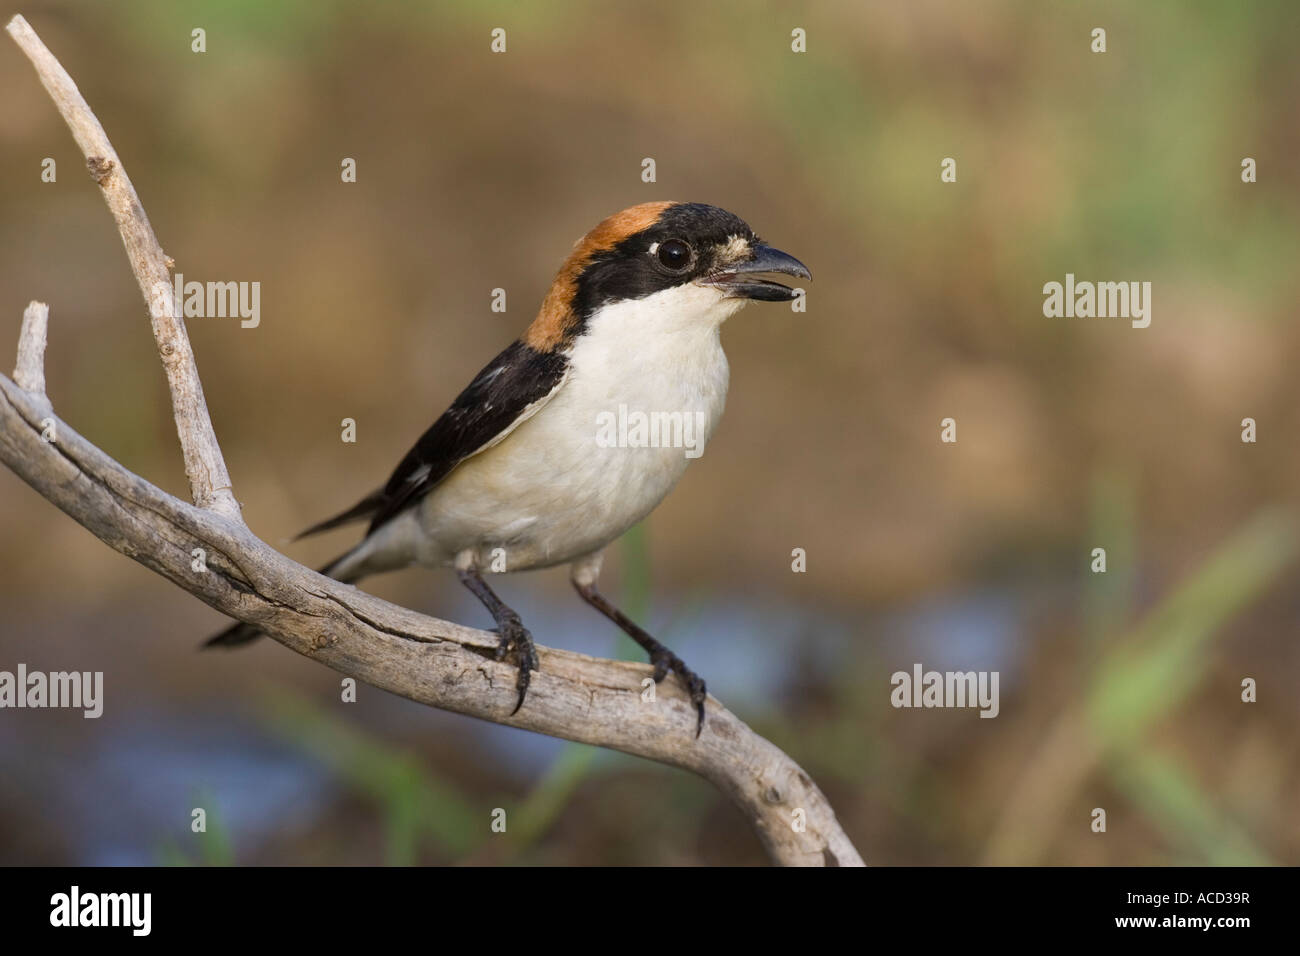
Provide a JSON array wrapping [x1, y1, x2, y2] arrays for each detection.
[[6, 14, 239, 520], [0, 375, 863, 865], [1, 14, 864, 866], [14, 300, 48, 395]]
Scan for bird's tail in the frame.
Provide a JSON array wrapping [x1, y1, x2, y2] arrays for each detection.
[[201, 549, 363, 649], [291, 487, 386, 541]]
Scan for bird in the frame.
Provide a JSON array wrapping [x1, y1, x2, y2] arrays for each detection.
[[205, 201, 811, 735]]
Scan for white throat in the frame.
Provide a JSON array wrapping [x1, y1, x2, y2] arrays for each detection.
[[586, 282, 748, 338], [564, 283, 736, 443]]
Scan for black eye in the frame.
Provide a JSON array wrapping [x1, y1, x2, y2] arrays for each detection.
[[656, 239, 692, 271]]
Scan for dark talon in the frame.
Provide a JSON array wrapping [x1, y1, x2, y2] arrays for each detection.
[[459, 568, 539, 717], [493, 614, 537, 716], [571, 579, 709, 737], [649, 646, 708, 736]]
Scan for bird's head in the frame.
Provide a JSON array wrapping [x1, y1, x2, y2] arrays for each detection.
[[525, 201, 811, 350]]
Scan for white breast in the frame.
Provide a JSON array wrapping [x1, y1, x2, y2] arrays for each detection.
[[416, 283, 743, 570]]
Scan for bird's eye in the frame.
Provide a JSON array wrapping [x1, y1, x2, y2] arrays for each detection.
[[656, 239, 692, 271]]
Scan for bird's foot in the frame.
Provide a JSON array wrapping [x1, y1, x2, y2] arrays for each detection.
[[493, 613, 539, 715], [649, 646, 707, 736]]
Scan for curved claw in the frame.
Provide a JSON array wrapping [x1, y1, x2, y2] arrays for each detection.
[[510, 675, 529, 716], [495, 617, 538, 716], [688, 678, 707, 737], [648, 647, 708, 736]]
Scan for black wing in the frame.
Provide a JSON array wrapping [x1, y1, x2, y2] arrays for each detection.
[[296, 340, 569, 540]]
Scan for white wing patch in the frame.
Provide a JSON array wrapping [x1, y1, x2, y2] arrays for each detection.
[[404, 463, 432, 485]]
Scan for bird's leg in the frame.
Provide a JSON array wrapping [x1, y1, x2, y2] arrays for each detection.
[[571, 569, 708, 736], [457, 566, 538, 715]]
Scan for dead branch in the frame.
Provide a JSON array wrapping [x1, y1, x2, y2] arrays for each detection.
[[6, 13, 238, 519]]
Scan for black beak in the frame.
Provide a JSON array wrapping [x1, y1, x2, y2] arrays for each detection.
[[703, 244, 812, 302]]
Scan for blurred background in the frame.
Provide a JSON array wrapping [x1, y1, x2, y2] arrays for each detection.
[[1, 0, 1298, 865]]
